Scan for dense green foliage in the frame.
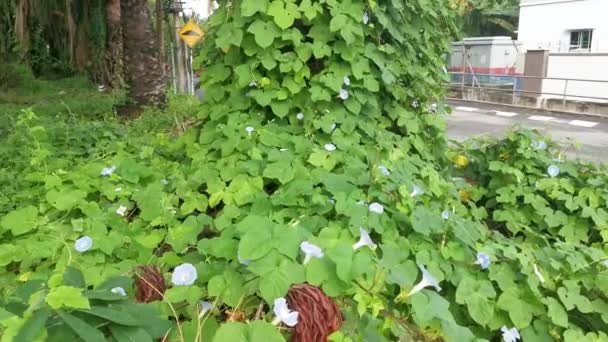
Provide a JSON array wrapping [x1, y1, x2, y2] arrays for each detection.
[[1, 1, 608, 341], [461, 0, 519, 37]]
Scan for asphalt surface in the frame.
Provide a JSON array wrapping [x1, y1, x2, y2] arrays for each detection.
[[446, 101, 608, 162]]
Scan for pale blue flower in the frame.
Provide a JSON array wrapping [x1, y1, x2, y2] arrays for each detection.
[[441, 210, 450, 220], [238, 252, 251, 266], [475, 252, 491, 269], [111, 287, 127, 296], [324, 143, 336, 152], [362, 12, 369, 24], [408, 265, 441, 296], [199, 301, 214, 318], [116, 205, 128, 217], [101, 165, 116, 177], [547, 165, 560, 178], [353, 227, 376, 250], [272, 297, 299, 327], [296, 112, 304, 120], [245, 126, 255, 136], [531, 140, 547, 151], [343, 76, 351, 86], [300, 241, 323, 265], [501, 326, 521, 342], [338, 88, 349, 100], [410, 185, 424, 198], [171, 263, 198, 286], [368, 202, 384, 214], [378, 165, 391, 176], [74, 236, 93, 253]]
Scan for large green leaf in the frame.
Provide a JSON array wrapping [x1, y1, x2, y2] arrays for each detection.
[[0, 205, 38, 235]]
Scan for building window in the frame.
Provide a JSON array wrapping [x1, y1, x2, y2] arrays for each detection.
[[569, 30, 593, 52]]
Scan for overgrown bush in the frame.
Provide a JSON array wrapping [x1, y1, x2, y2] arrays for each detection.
[[2, 1, 608, 342]]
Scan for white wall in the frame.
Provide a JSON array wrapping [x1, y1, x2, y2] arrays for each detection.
[[518, 0, 608, 53], [542, 54, 608, 102]]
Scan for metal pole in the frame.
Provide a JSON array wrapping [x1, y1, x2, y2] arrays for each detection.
[[170, 42, 177, 94], [512, 78, 517, 105], [562, 79, 568, 111], [190, 48, 195, 95]]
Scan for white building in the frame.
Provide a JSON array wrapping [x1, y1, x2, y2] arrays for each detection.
[[518, 0, 608, 53]]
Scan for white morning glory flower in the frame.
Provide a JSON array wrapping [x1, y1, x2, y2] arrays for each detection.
[[338, 88, 349, 100], [475, 252, 491, 269], [324, 143, 337, 152], [296, 112, 304, 120], [116, 205, 128, 217], [300, 241, 324, 265], [171, 263, 198, 286], [368, 202, 384, 214], [238, 252, 251, 266], [272, 297, 299, 327], [547, 165, 560, 178], [441, 210, 450, 220], [362, 12, 369, 24], [353, 227, 377, 250], [74, 236, 93, 253], [115, 187, 122, 192], [533, 263, 545, 283], [199, 301, 214, 318], [343, 76, 351, 86], [249, 80, 257, 87], [410, 185, 424, 198], [378, 165, 391, 176], [408, 265, 441, 296], [110, 287, 127, 296], [101, 165, 116, 176], [501, 326, 521, 342], [245, 126, 255, 136]]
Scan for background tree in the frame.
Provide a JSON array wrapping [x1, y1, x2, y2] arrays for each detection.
[[461, 0, 519, 37], [121, 0, 167, 108]]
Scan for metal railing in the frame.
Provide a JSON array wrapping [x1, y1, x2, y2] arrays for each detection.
[[447, 72, 608, 115]]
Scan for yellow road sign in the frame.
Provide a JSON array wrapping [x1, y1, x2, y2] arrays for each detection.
[[179, 19, 204, 48]]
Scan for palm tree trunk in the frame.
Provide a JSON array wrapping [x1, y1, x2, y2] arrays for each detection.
[[121, 0, 166, 107], [105, 0, 124, 89]]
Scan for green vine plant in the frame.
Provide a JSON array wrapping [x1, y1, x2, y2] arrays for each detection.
[[1, 1, 608, 341]]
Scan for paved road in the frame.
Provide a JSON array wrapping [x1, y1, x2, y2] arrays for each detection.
[[446, 101, 608, 162]]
